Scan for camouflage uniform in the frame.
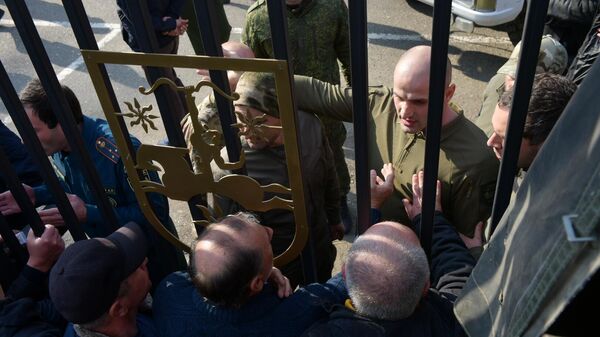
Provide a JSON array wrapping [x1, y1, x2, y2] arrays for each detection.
[[242, 0, 352, 196], [293, 75, 499, 237], [476, 35, 568, 136], [213, 73, 341, 286]]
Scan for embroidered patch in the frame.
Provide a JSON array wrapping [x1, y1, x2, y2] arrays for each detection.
[[95, 137, 120, 164]]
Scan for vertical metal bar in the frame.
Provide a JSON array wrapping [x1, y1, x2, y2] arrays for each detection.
[[490, 0, 550, 233], [348, 0, 370, 235], [123, 0, 188, 148], [111, 0, 205, 227], [192, 0, 243, 172], [0, 213, 28, 265], [62, 0, 137, 159], [421, 1, 452, 261], [266, 0, 317, 284], [0, 60, 87, 241], [0, 146, 44, 236], [6, 0, 120, 233]]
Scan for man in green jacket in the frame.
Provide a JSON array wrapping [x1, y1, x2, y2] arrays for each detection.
[[243, 0, 354, 231], [293, 45, 499, 237]]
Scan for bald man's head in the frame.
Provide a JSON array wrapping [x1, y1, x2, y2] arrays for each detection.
[[394, 45, 452, 88], [222, 41, 255, 59], [345, 221, 429, 320], [189, 213, 273, 308], [196, 41, 255, 91], [392, 45, 456, 133]]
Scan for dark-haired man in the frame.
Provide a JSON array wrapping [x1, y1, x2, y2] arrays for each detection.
[[0, 79, 186, 287], [486, 73, 577, 170], [152, 212, 347, 337]]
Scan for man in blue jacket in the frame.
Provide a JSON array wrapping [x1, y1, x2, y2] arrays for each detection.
[[0, 79, 186, 286], [153, 212, 348, 337]]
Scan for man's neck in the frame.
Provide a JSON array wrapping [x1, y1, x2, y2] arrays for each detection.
[[441, 104, 459, 127]]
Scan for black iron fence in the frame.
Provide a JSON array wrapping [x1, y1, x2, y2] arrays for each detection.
[[0, 0, 548, 287]]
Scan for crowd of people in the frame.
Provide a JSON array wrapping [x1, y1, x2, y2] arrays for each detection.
[[1, 0, 598, 336]]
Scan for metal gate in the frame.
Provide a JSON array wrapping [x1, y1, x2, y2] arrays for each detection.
[[0, 0, 551, 289]]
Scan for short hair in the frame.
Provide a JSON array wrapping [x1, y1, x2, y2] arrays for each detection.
[[498, 73, 576, 145], [345, 235, 429, 320], [19, 78, 83, 129], [188, 213, 263, 308]]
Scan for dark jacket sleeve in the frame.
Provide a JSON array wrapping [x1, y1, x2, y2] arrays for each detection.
[[6, 265, 49, 301], [548, 0, 599, 23], [148, 0, 186, 33], [412, 212, 475, 300]]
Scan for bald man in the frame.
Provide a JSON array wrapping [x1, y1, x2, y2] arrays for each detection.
[[303, 173, 476, 337], [294, 45, 498, 237], [152, 213, 348, 337]]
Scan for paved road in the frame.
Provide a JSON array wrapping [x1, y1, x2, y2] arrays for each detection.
[[0, 0, 513, 247]]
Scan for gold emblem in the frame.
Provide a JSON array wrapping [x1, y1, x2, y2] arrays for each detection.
[[83, 51, 309, 266]]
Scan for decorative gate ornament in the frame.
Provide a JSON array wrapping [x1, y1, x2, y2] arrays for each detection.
[[83, 50, 308, 266]]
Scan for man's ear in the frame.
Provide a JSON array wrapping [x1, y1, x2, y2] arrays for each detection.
[[249, 275, 264, 295], [108, 299, 129, 318], [445, 83, 456, 102]]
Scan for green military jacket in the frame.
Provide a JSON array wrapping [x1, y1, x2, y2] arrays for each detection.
[[242, 0, 352, 85], [293, 75, 499, 236]]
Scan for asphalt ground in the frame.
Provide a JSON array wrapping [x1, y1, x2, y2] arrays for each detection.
[[0, 0, 514, 270]]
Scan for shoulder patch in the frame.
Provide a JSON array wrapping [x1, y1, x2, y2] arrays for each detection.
[[95, 136, 120, 164], [248, 0, 266, 13]]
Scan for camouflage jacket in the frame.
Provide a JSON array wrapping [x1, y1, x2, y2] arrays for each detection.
[[293, 75, 499, 237], [242, 0, 352, 85]]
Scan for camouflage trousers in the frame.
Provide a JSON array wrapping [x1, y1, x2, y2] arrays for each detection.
[[320, 116, 350, 197]]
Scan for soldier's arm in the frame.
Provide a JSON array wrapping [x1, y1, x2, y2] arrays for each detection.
[[293, 75, 354, 122], [335, 0, 352, 85], [241, 10, 270, 59]]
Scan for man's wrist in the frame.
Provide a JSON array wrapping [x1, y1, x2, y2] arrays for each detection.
[[26, 258, 52, 273]]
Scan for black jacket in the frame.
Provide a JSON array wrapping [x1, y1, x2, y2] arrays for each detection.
[[0, 266, 65, 337], [548, 0, 599, 23]]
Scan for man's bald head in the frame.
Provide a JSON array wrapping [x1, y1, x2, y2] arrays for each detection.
[[222, 41, 255, 59], [345, 221, 429, 320], [189, 213, 271, 308], [394, 45, 452, 87], [196, 42, 255, 91]]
